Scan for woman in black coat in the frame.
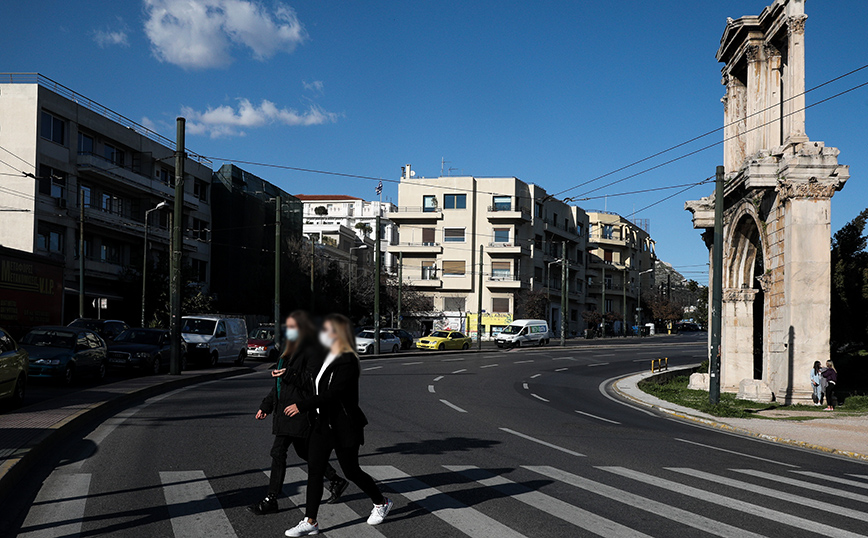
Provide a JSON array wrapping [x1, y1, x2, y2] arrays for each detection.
[[247, 311, 348, 516], [283, 314, 392, 537]]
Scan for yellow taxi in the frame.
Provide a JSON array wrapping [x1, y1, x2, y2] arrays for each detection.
[[416, 330, 472, 351]]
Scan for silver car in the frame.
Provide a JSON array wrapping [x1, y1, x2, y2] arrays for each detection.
[[356, 331, 401, 354]]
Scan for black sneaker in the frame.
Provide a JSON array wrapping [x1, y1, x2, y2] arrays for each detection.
[[325, 477, 349, 504], [247, 495, 279, 515]]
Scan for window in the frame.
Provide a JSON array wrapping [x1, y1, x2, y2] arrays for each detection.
[[156, 168, 172, 185], [442, 261, 465, 276], [535, 203, 543, 218], [493, 228, 509, 243], [193, 179, 208, 202], [191, 218, 209, 241], [605, 275, 613, 289], [77, 132, 94, 154], [604, 249, 613, 263], [492, 297, 510, 313], [80, 186, 92, 207], [534, 234, 542, 249], [492, 196, 511, 211], [0, 329, 14, 353], [443, 194, 466, 209], [603, 225, 614, 239], [40, 111, 65, 145], [74, 235, 93, 259], [444, 228, 465, 243], [444, 297, 465, 312], [604, 299, 613, 313], [491, 261, 511, 279], [421, 260, 437, 280], [100, 240, 121, 264], [36, 223, 64, 253], [577, 223, 584, 237], [422, 195, 437, 212], [190, 259, 208, 282], [37, 166, 66, 198], [101, 193, 125, 216], [104, 143, 125, 167], [421, 228, 436, 245]]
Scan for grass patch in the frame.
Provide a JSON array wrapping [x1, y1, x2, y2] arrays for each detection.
[[638, 374, 763, 418]]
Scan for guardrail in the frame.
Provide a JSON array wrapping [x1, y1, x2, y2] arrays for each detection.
[[651, 357, 669, 373]]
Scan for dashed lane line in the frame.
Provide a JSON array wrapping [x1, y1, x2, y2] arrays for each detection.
[[575, 410, 621, 425], [522, 383, 529, 390], [428, 385, 436, 393], [451, 369, 467, 374], [402, 361, 423, 365], [433, 375, 444, 382], [674, 438, 799, 468], [363, 366, 383, 371], [480, 364, 499, 369], [530, 373, 541, 379], [440, 399, 468, 413], [499, 428, 585, 457], [588, 363, 609, 367], [531, 393, 550, 403], [514, 360, 534, 364], [555, 367, 569, 372]]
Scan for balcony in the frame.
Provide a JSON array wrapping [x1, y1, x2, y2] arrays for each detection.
[[391, 242, 442, 254], [389, 206, 443, 221], [543, 219, 580, 239], [486, 204, 531, 222], [587, 232, 625, 246], [486, 275, 527, 289], [486, 241, 529, 256]]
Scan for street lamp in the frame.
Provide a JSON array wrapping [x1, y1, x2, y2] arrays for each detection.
[[348, 245, 369, 315], [637, 268, 654, 337], [142, 200, 170, 327]]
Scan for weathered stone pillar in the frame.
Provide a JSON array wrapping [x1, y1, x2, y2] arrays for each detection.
[[721, 288, 758, 393], [764, 44, 782, 148], [723, 75, 748, 174], [745, 42, 765, 156], [784, 14, 808, 142]]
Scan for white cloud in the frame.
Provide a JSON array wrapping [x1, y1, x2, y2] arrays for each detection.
[[93, 19, 130, 48], [182, 98, 338, 138], [303, 80, 324, 93], [143, 0, 306, 69]]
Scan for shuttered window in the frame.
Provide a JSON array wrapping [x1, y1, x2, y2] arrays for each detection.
[[422, 228, 435, 244], [492, 298, 510, 313], [444, 228, 465, 242], [443, 261, 465, 276], [491, 261, 511, 278]]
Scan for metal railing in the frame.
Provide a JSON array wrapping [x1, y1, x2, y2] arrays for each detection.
[[488, 241, 526, 248], [651, 357, 669, 373], [391, 206, 442, 213], [487, 204, 530, 214]]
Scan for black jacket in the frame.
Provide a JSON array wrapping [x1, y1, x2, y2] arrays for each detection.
[[259, 339, 325, 437], [297, 351, 369, 447]]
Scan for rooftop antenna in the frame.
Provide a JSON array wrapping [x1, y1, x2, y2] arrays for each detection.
[[441, 157, 451, 177], [448, 167, 460, 176]]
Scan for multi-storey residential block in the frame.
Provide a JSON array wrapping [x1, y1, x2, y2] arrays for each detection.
[[586, 211, 656, 333], [0, 74, 212, 324], [391, 164, 589, 339]]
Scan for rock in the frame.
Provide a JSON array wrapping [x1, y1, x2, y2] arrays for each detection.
[[736, 379, 774, 403], [688, 373, 709, 391]]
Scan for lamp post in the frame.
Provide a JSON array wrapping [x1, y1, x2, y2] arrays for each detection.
[[637, 268, 653, 337], [348, 244, 368, 315], [142, 200, 170, 327]]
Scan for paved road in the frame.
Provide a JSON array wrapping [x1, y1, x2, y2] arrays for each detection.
[[5, 334, 868, 537]]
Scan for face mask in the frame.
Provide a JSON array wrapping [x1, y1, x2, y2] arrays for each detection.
[[319, 331, 335, 349], [285, 327, 299, 342]]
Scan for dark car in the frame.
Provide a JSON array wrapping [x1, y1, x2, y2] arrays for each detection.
[[247, 326, 279, 362], [68, 318, 130, 342], [0, 326, 28, 405], [676, 322, 703, 332], [382, 328, 415, 350], [21, 326, 107, 385], [107, 328, 185, 375]]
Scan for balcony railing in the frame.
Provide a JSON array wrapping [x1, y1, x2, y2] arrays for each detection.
[[396, 242, 440, 247], [391, 206, 442, 213], [488, 273, 522, 282]]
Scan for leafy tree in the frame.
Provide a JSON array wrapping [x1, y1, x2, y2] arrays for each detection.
[[355, 222, 372, 237], [517, 288, 549, 320], [314, 206, 328, 216], [831, 208, 868, 351]]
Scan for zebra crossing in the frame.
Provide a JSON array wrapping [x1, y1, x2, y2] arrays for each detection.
[[15, 463, 868, 538]]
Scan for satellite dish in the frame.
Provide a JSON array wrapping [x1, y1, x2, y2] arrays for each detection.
[[410, 170, 416, 177]]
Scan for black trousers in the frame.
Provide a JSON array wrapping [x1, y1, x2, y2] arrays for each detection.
[[268, 434, 340, 497], [305, 427, 385, 520]]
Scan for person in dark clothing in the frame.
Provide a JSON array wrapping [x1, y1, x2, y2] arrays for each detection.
[[283, 314, 392, 537], [822, 360, 838, 411], [247, 311, 348, 516]]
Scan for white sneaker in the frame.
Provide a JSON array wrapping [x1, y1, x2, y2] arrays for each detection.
[[285, 519, 319, 536], [367, 498, 393, 525]]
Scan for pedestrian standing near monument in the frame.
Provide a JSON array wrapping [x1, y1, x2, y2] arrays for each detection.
[[822, 360, 838, 411], [810, 361, 824, 406]]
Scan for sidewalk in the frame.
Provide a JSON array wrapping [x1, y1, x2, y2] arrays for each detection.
[[614, 367, 868, 462], [0, 364, 260, 500]]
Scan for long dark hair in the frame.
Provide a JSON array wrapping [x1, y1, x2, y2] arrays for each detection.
[[813, 360, 821, 374], [281, 310, 317, 359]]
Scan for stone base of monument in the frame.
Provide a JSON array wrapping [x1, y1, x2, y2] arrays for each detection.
[[737, 379, 774, 403], [688, 373, 709, 391]]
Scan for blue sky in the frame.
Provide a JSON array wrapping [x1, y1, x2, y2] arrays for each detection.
[[2, 0, 866, 280]]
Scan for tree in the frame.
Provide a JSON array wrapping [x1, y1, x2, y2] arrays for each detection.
[[645, 294, 685, 323], [517, 288, 548, 320], [314, 206, 328, 216], [145, 253, 217, 328], [831, 208, 868, 351], [355, 222, 372, 237]]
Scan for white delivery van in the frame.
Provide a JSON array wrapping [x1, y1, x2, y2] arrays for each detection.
[[495, 320, 550, 348], [181, 315, 248, 367]]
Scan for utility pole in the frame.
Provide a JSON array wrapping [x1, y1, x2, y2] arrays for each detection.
[[310, 238, 315, 312], [710, 165, 725, 404], [561, 241, 567, 346], [623, 266, 628, 337], [397, 251, 403, 329], [274, 195, 282, 350], [477, 245, 483, 350], [601, 259, 606, 337], [79, 187, 85, 319], [374, 215, 381, 354], [169, 117, 185, 376]]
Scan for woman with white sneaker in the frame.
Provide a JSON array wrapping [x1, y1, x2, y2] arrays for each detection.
[[283, 313, 392, 536]]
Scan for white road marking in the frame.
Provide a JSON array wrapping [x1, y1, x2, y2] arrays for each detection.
[[522, 382, 529, 390], [734, 470, 868, 504], [674, 439, 799, 468], [668, 468, 868, 522], [433, 375, 444, 382], [480, 363, 499, 369], [440, 399, 468, 413], [552, 357, 579, 361], [530, 393, 550, 403], [555, 367, 568, 372], [442, 358, 465, 362], [588, 362, 609, 367], [514, 360, 534, 364], [428, 385, 436, 393], [499, 428, 585, 457], [794, 471, 868, 492], [451, 368, 467, 374], [447, 466, 652, 538], [596, 354, 616, 357], [598, 375, 658, 418], [575, 410, 621, 425], [849, 474, 868, 482], [599, 467, 866, 538], [364, 466, 527, 538], [363, 366, 383, 371], [526, 466, 765, 538], [160, 470, 237, 538], [632, 359, 650, 362], [276, 468, 387, 537], [530, 373, 541, 379], [18, 473, 91, 538], [402, 361, 423, 365]]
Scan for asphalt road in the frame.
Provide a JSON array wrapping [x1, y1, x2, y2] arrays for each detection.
[[5, 333, 868, 538]]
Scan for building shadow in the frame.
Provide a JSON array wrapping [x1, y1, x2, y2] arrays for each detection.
[[372, 437, 501, 456]]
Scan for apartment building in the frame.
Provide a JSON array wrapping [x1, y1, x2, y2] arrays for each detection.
[[296, 195, 397, 271], [0, 74, 213, 324], [391, 164, 589, 339], [586, 211, 656, 333]]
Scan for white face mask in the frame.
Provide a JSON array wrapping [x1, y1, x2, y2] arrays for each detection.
[[285, 327, 299, 342], [319, 331, 335, 349]]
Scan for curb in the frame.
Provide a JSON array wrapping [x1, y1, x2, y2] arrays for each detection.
[[0, 366, 255, 502], [610, 368, 868, 463]]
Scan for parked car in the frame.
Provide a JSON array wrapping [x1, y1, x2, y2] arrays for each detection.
[[356, 331, 402, 354], [248, 326, 279, 362], [416, 330, 472, 351], [67, 318, 130, 342], [0, 326, 28, 405], [676, 321, 703, 332], [181, 316, 248, 367], [495, 320, 551, 348], [382, 328, 415, 350], [107, 328, 184, 375], [21, 326, 107, 385]]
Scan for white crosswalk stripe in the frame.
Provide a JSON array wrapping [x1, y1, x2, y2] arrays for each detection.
[[525, 465, 767, 538], [447, 465, 652, 538], [794, 471, 868, 492], [667, 468, 868, 522], [160, 470, 237, 538], [731, 469, 868, 504], [849, 474, 868, 482], [18, 472, 91, 538], [364, 465, 528, 538], [599, 466, 868, 538]]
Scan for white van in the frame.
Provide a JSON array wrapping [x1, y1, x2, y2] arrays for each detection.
[[495, 320, 550, 348], [181, 315, 248, 367]]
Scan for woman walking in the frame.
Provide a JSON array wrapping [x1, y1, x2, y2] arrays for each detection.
[[248, 311, 348, 516], [810, 361, 824, 406], [283, 314, 392, 537], [822, 360, 838, 411]]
